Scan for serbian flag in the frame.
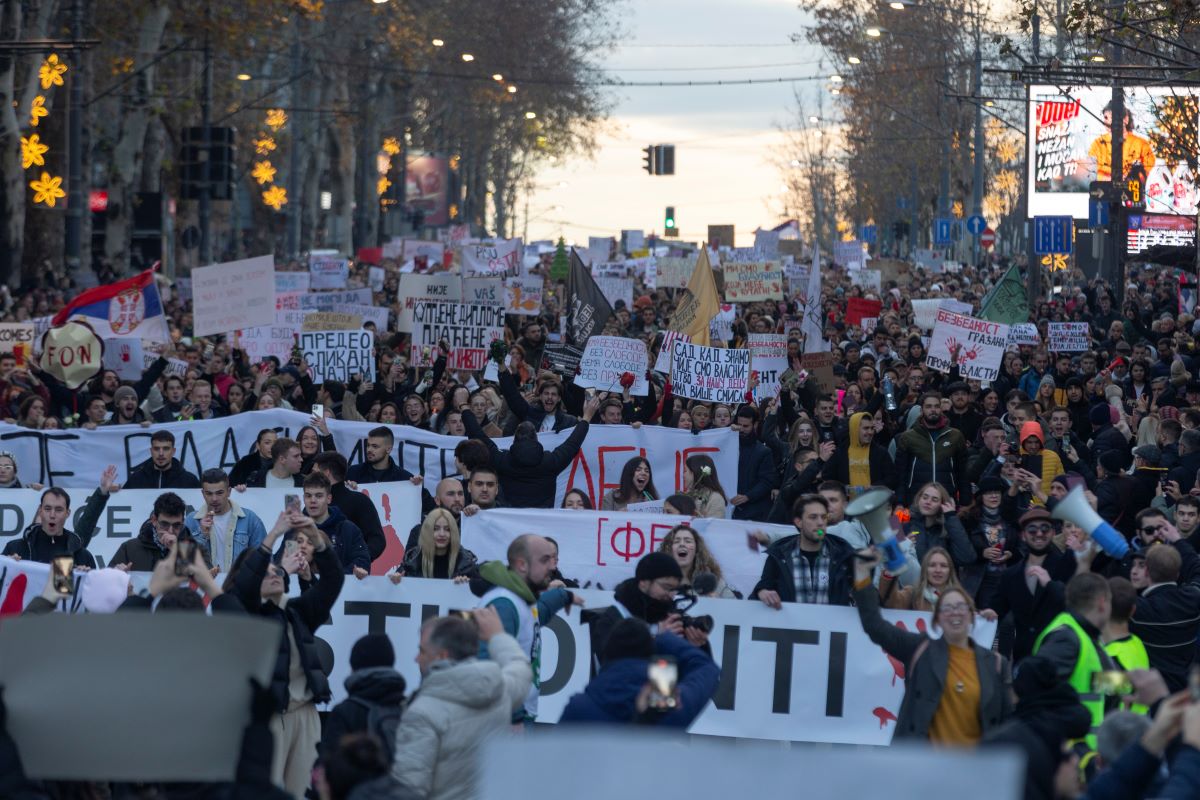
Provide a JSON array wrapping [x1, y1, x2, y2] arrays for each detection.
[[51, 268, 170, 341]]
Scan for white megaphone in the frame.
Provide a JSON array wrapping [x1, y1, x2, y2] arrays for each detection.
[[1051, 485, 1129, 558], [845, 487, 907, 574]]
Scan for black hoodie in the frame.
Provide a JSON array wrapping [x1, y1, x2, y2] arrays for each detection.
[[462, 409, 589, 508], [319, 667, 407, 761]]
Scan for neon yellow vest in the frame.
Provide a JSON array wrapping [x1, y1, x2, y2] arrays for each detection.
[[1104, 635, 1150, 715], [1034, 612, 1104, 746]]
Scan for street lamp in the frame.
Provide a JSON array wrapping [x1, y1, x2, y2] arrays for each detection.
[[848, 55, 861, 64], [830, 74, 843, 82], [236, 73, 252, 81], [525, 111, 537, 119], [461, 53, 474, 62], [492, 73, 503, 81], [506, 85, 517, 93], [866, 26, 884, 37], [431, 38, 444, 47]]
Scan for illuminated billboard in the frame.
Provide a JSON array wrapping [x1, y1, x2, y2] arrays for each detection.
[[1028, 85, 1199, 218], [1127, 213, 1196, 255]]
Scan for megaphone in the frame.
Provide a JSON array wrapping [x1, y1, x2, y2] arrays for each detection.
[[845, 487, 907, 573], [1050, 485, 1129, 558]]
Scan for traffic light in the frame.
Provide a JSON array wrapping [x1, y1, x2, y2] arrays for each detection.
[[643, 146, 657, 175], [664, 206, 677, 236], [657, 144, 675, 175]]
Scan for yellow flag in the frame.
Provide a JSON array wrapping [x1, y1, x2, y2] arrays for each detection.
[[669, 248, 719, 347]]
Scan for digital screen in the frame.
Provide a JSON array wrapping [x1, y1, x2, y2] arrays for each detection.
[[1028, 85, 1199, 218], [1127, 213, 1196, 254]]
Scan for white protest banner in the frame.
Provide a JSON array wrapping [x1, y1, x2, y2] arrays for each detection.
[[1008, 322, 1042, 346], [275, 272, 311, 294], [462, 239, 521, 276], [911, 298, 972, 331], [1048, 322, 1090, 352], [0, 322, 36, 365], [397, 273, 461, 332], [709, 304, 736, 342], [850, 269, 882, 294], [0, 482, 419, 575], [724, 262, 783, 302], [299, 329, 375, 382], [575, 336, 649, 395], [308, 252, 350, 290], [191, 255, 275, 337], [368, 266, 385, 292], [748, 333, 788, 402], [238, 326, 295, 363], [590, 262, 628, 279], [410, 302, 505, 370], [653, 331, 688, 373], [505, 276, 542, 315], [593, 275, 633, 310], [299, 288, 372, 310], [926, 309, 1009, 381], [656, 256, 694, 289], [102, 338, 143, 381], [461, 277, 504, 307], [332, 304, 389, 330], [670, 340, 751, 403], [401, 239, 445, 266]]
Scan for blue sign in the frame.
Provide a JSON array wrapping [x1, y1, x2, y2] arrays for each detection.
[[1033, 215, 1074, 255], [966, 214, 986, 235], [1088, 199, 1110, 228], [934, 217, 954, 246], [860, 224, 877, 244]]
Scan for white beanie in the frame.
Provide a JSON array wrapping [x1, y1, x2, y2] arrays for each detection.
[[80, 568, 131, 614]]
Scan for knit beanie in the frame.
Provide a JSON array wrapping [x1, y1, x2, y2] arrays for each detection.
[[600, 618, 655, 666], [1089, 404, 1111, 427], [635, 552, 683, 582], [114, 385, 138, 404], [79, 568, 131, 614], [350, 633, 395, 670]]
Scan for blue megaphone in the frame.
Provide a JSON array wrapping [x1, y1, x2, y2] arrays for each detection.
[[1051, 485, 1130, 558]]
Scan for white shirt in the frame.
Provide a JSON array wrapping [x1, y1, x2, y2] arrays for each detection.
[[265, 471, 295, 489], [209, 508, 235, 570]]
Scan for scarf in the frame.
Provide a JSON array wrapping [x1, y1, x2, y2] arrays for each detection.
[[847, 412, 873, 493], [613, 578, 675, 624]]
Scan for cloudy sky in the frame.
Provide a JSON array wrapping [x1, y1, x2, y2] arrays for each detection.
[[524, 0, 825, 249]]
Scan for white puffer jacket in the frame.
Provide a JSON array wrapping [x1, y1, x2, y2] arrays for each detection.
[[391, 633, 531, 800]]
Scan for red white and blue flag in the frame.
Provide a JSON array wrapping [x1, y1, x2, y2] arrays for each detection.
[[51, 268, 170, 341]]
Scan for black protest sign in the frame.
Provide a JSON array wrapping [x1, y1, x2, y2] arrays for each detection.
[[566, 248, 613, 347]]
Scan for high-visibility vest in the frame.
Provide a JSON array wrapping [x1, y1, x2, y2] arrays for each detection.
[[1104, 635, 1150, 715], [1034, 612, 1104, 747]]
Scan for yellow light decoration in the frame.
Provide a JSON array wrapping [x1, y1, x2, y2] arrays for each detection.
[[30, 172, 65, 207], [111, 56, 134, 75], [253, 136, 277, 155], [262, 185, 288, 210], [29, 95, 48, 127], [993, 169, 1020, 195], [20, 134, 48, 169], [38, 54, 67, 90], [382, 137, 401, 155], [952, 200, 964, 219], [376, 154, 391, 175], [265, 109, 288, 131], [377, 176, 391, 195], [1041, 253, 1069, 272], [251, 161, 277, 185]]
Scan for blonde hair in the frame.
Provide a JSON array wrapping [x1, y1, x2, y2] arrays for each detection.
[[914, 481, 951, 526], [914, 546, 964, 608], [419, 508, 460, 578]]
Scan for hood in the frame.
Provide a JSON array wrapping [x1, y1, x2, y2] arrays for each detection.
[[136, 520, 165, 552], [848, 412, 871, 452], [344, 666, 407, 704], [136, 457, 185, 476], [1019, 421, 1043, 448], [420, 658, 505, 709], [581, 659, 648, 720], [475, 561, 536, 604], [315, 505, 348, 531], [508, 437, 545, 468]]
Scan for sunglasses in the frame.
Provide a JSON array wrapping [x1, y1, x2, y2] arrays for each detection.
[[1140, 525, 1163, 536], [1024, 523, 1054, 534]]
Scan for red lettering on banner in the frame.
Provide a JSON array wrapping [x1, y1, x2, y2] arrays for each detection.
[[568, 445, 646, 506], [566, 451, 597, 505], [596, 515, 695, 566], [676, 446, 719, 493], [610, 519, 646, 562]]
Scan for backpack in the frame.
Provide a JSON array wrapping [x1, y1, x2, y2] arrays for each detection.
[[347, 696, 402, 762]]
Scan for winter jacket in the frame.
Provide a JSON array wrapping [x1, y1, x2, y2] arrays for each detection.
[[1090, 423, 1131, 471], [320, 666, 407, 760], [229, 452, 271, 487], [110, 519, 215, 572], [401, 544, 478, 579], [185, 501, 267, 571], [0, 488, 107, 568], [822, 435, 895, 491], [559, 633, 719, 727], [462, 408, 589, 509], [895, 417, 971, 506], [988, 549, 1077, 662], [389, 633, 532, 800], [331, 481, 386, 562], [233, 544, 345, 711], [766, 456, 825, 523], [123, 457, 201, 490], [1095, 474, 1137, 538], [983, 681, 1092, 800], [1167, 449, 1200, 495], [855, 584, 1012, 741], [346, 457, 414, 485], [903, 513, 976, 569], [734, 435, 778, 522], [750, 531, 856, 606], [497, 370, 579, 433], [287, 507, 370, 573], [1132, 576, 1200, 693]]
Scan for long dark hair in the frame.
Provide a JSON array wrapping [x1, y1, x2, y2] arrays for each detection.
[[616, 456, 658, 504], [685, 454, 727, 501]]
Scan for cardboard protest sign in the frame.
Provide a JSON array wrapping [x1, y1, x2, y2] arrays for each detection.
[[505, 276, 542, 315], [0, 322, 36, 365], [397, 273, 461, 331], [410, 302, 504, 370], [274, 271, 310, 293], [594, 275, 634, 310], [102, 338, 143, 380], [401, 239, 445, 269], [542, 344, 584, 376], [710, 304, 736, 342], [192, 255, 275, 337], [1008, 322, 1041, 346], [748, 333, 788, 402], [300, 329, 375, 382], [462, 277, 504, 306], [723, 262, 783, 301], [585, 236, 613, 266], [926, 310, 1009, 381], [1048, 322, 1089, 352], [575, 336, 649, 395], [239, 325, 295, 363], [845, 297, 883, 326], [308, 252, 349, 289], [462, 239, 521, 276], [621, 229, 645, 253], [299, 289, 371, 310], [656, 256, 694, 289], [670, 340, 751, 403], [302, 311, 362, 331], [653, 331, 688, 373]]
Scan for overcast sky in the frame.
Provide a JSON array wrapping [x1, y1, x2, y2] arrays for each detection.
[[523, 0, 823, 249]]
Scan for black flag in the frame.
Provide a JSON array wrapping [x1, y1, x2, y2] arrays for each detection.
[[565, 248, 613, 347]]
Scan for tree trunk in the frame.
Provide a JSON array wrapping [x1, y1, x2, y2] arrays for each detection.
[[0, 0, 26, 287]]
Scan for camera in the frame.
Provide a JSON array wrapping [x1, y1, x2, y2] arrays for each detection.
[[674, 590, 714, 634]]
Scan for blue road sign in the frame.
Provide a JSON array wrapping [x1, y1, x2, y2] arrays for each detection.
[[934, 217, 954, 245], [1033, 215, 1074, 255], [966, 214, 986, 236], [861, 224, 877, 244], [1088, 199, 1110, 228]]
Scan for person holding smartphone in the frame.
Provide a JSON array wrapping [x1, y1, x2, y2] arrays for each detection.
[[110, 492, 207, 572]]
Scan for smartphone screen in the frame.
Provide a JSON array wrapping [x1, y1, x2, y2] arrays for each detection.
[[648, 657, 678, 709], [283, 539, 299, 559], [174, 539, 196, 577], [1091, 670, 1132, 696], [51, 555, 74, 595], [311, 404, 324, 419], [284, 494, 301, 514]]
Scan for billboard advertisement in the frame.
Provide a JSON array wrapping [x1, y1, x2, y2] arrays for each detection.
[[1028, 85, 1199, 218], [1126, 213, 1197, 255], [404, 154, 450, 226]]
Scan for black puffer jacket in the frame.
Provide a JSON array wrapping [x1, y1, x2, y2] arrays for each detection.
[[319, 666, 407, 760], [124, 457, 201, 490], [233, 545, 344, 711], [462, 408, 589, 508], [0, 488, 108, 567]]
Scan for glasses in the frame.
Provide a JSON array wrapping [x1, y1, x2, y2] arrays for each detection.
[[155, 520, 185, 534], [1140, 526, 1162, 536], [1024, 524, 1054, 534], [940, 603, 971, 614]]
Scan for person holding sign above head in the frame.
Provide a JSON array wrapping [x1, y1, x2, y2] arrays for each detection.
[[601, 456, 658, 511]]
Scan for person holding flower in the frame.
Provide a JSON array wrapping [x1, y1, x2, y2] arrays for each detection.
[[683, 454, 727, 518]]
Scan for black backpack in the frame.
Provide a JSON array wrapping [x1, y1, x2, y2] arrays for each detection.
[[347, 696, 402, 762]]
